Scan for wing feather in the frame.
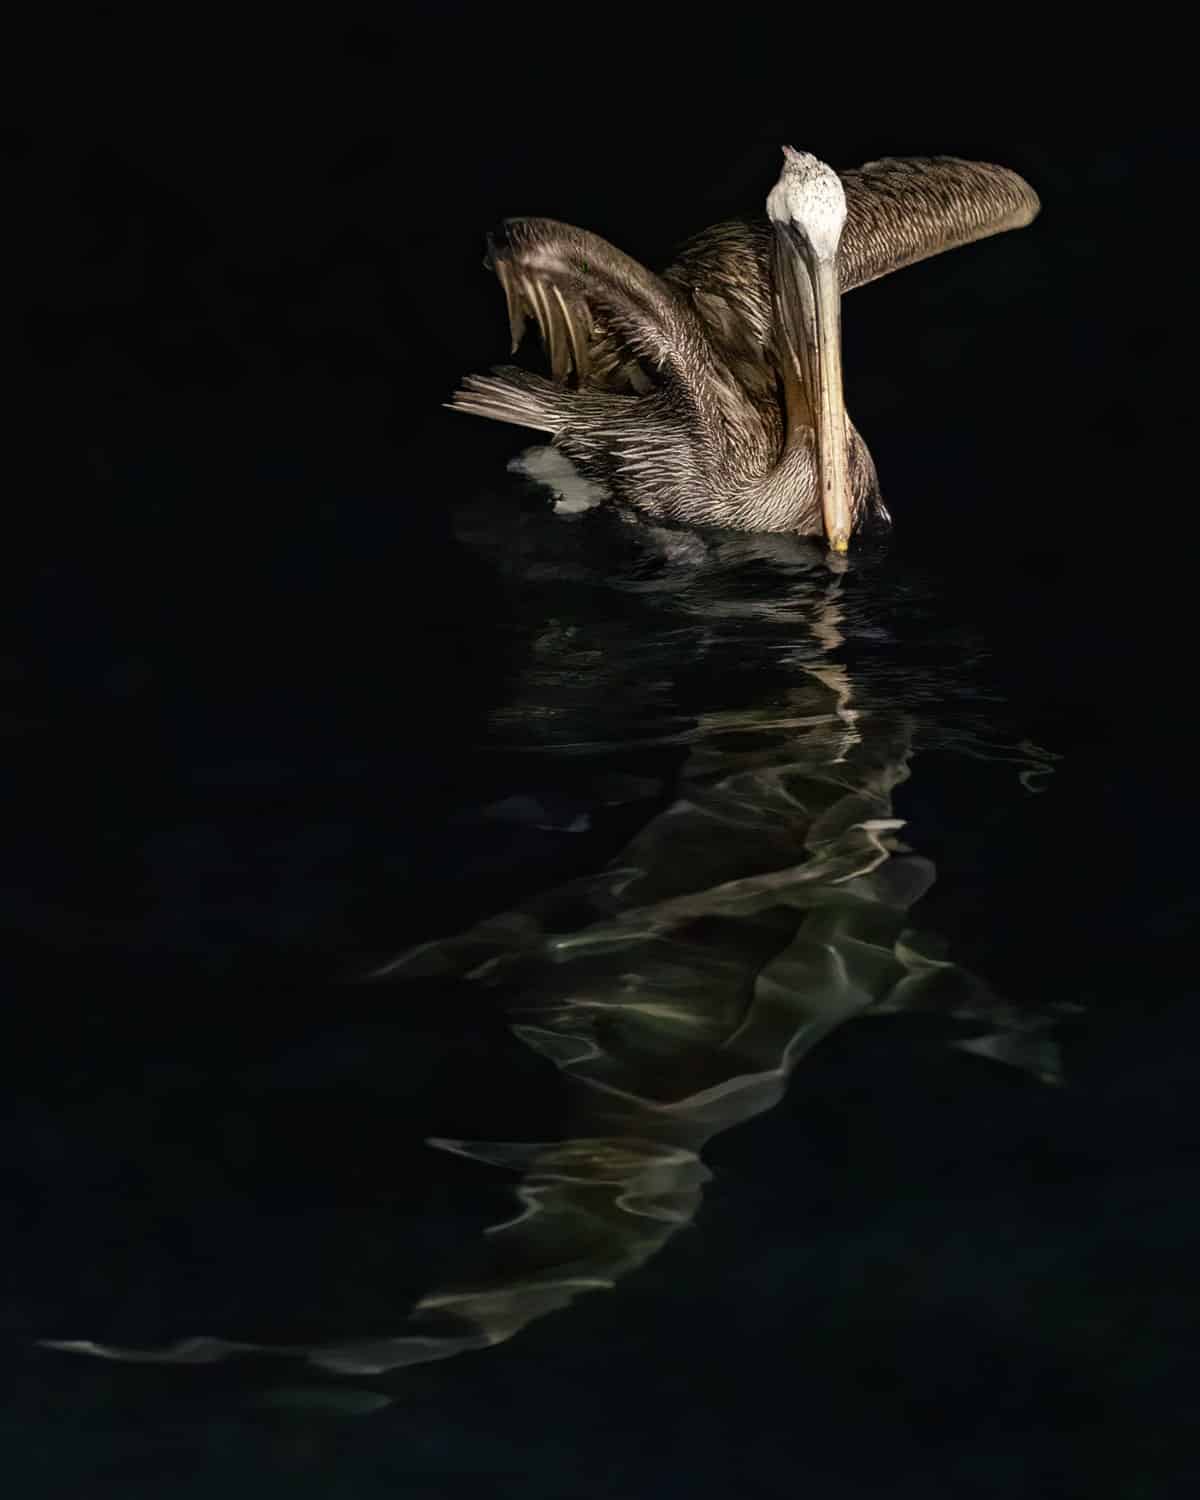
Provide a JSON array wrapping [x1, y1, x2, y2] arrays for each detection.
[[485, 218, 705, 395], [838, 156, 1041, 289]]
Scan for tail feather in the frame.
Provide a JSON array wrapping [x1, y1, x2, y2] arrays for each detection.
[[447, 369, 564, 435]]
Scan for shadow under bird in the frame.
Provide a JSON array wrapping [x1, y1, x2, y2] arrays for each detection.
[[450, 148, 1040, 551]]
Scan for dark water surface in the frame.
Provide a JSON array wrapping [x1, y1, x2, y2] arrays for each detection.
[[9, 457, 1199, 1496]]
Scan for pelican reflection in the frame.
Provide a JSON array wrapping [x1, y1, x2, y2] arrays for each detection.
[[40, 520, 1068, 1402]]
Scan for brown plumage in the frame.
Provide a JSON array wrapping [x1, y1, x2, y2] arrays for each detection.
[[450, 153, 1040, 540]]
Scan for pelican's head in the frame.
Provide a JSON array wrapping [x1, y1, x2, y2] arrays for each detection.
[[767, 148, 853, 552], [766, 147, 847, 259]]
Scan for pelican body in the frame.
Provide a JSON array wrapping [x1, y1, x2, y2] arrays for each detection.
[[451, 150, 1040, 551]]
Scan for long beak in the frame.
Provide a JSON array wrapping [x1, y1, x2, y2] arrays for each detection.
[[774, 226, 852, 553]]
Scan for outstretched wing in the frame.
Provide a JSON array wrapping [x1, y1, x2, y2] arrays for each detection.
[[483, 217, 712, 395], [838, 156, 1040, 290]]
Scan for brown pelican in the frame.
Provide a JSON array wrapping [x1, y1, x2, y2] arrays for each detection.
[[450, 149, 1040, 551]]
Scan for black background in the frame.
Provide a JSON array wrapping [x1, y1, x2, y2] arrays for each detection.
[[5, 14, 1198, 1495]]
